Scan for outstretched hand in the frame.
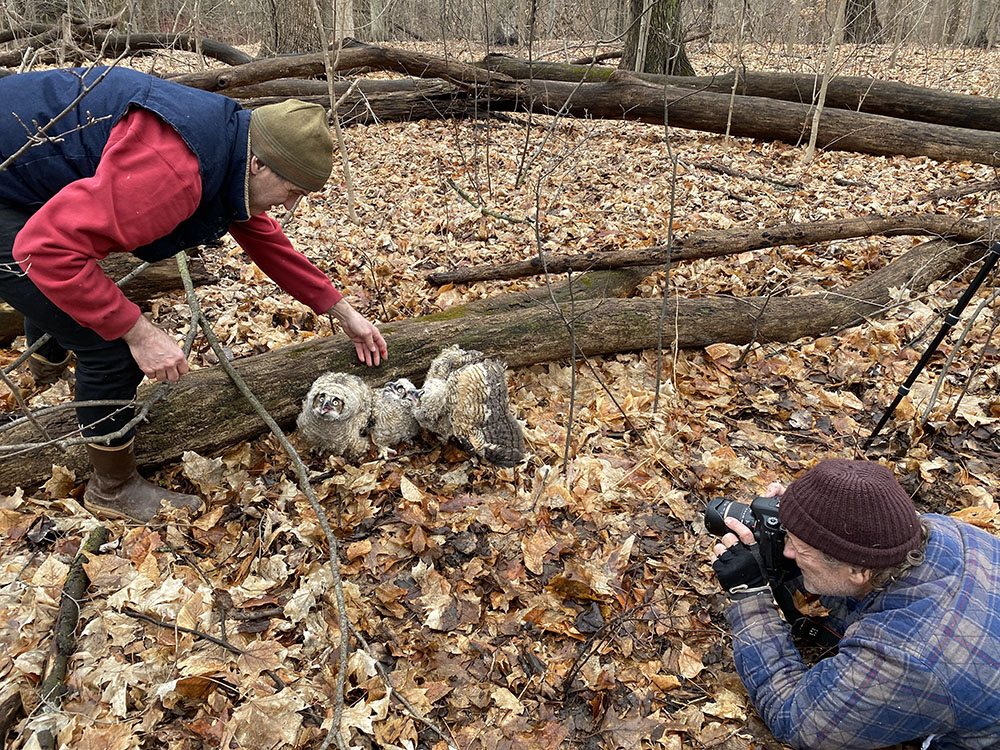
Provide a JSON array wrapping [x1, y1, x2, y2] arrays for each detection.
[[122, 314, 189, 382], [327, 299, 387, 367]]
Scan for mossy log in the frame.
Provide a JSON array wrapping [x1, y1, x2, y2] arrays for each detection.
[[0, 237, 986, 491], [426, 213, 993, 285]]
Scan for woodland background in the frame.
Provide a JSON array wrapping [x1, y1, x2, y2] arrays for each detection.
[[1, 0, 1000, 747]]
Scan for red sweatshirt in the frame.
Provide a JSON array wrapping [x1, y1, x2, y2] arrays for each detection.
[[12, 107, 342, 341]]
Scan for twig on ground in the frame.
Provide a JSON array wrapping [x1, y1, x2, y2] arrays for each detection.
[[695, 159, 801, 190], [34, 526, 109, 750], [117, 606, 286, 692]]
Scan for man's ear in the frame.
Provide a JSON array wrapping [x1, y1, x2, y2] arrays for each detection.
[[848, 567, 873, 587], [248, 155, 265, 175]]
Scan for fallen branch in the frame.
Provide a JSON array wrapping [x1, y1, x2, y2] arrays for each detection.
[[695, 159, 801, 190], [426, 213, 993, 285], [168, 39, 520, 93], [918, 180, 1000, 203], [40, 526, 109, 702], [118, 606, 285, 692], [34, 526, 109, 750], [0, 684, 22, 747], [90, 32, 254, 66]]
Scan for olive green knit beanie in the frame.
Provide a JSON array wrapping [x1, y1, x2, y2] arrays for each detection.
[[249, 100, 333, 192]]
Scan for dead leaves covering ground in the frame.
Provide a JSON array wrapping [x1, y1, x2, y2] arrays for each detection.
[[1, 42, 1000, 750]]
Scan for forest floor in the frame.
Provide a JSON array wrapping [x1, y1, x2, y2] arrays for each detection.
[[1, 41, 1000, 750]]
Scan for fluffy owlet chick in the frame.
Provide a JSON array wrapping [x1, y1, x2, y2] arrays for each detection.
[[413, 345, 484, 437], [370, 378, 420, 455], [296, 372, 373, 459], [450, 360, 525, 467], [415, 346, 525, 467], [426, 344, 484, 382]]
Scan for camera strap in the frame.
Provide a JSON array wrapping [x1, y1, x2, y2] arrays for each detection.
[[771, 583, 842, 648]]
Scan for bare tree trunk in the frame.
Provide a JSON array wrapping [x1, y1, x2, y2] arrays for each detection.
[[805, 0, 846, 161], [844, 0, 883, 42], [944, 0, 964, 43], [965, 0, 990, 47], [621, 0, 695, 75]]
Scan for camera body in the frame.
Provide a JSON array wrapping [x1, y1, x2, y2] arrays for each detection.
[[704, 495, 841, 646], [705, 495, 795, 582]]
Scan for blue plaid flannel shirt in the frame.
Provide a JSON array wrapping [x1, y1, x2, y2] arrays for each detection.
[[725, 514, 1000, 749]]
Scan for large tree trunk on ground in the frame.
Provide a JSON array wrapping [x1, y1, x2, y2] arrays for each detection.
[[169, 44, 1000, 166], [0, 237, 987, 491], [426, 213, 993, 285], [0, 253, 214, 346], [476, 55, 1000, 133], [168, 41, 512, 92], [91, 33, 255, 66], [224, 80, 477, 127], [514, 76, 1000, 166]]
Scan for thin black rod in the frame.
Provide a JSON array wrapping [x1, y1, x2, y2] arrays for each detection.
[[864, 241, 1000, 452]]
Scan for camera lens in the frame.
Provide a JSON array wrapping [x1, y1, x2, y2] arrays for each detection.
[[704, 497, 756, 536]]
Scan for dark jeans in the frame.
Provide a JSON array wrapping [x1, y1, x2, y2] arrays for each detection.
[[0, 201, 144, 444]]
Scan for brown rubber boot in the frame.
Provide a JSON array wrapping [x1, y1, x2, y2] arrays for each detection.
[[84, 440, 203, 523], [27, 352, 72, 386]]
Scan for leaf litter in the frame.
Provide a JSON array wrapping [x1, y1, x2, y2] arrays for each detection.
[[1, 42, 1000, 749]]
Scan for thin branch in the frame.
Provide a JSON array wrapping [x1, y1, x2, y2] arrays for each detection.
[[117, 606, 285, 692]]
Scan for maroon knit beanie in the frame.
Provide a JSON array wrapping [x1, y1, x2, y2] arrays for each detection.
[[778, 459, 921, 568]]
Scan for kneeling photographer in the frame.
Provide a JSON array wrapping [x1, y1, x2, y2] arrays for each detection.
[[708, 458, 1000, 750]]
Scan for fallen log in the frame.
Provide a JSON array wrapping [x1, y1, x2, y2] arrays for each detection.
[[239, 83, 484, 124], [224, 79, 478, 126], [169, 40, 519, 93], [517, 75, 1000, 166], [0, 252, 214, 346], [0, 15, 119, 67], [0, 236, 986, 490], [477, 55, 1000, 133], [0, 23, 53, 45], [91, 32, 254, 66], [168, 43, 1000, 165], [427, 213, 993, 285]]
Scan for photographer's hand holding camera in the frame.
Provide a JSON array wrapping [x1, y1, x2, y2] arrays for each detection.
[[707, 459, 1000, 750]]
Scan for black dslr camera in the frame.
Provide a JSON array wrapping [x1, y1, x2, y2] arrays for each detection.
[[705, 495, 841, 647], [704, 496, 792, 580]]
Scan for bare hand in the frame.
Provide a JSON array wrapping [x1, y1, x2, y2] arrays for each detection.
[[328, 299, 388, 367], [763, 482, 785, 499], [122, 315, 189, 382]]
